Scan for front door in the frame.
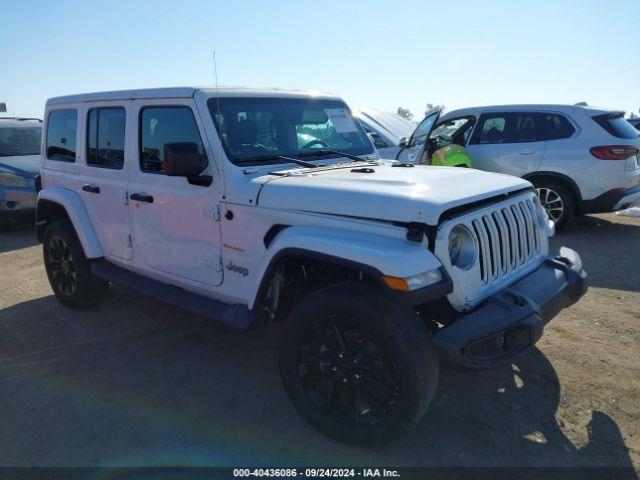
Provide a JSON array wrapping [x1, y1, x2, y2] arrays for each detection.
[[128, 99, 223, 287], [396, 109, 441, 163], [465, 111, 545, 177]]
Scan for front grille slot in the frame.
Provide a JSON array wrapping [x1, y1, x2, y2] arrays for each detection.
[[468, 197, 542, 285]]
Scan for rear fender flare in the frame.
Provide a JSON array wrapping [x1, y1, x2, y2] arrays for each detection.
[[37, 188, 103, 258]]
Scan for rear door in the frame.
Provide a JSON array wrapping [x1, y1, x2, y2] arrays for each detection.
[[79, 103, 132, 260], [466, 111, 545, 176], [127, 99, 223, 287]]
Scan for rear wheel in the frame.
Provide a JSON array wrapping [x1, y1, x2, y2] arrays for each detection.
[[43, 219, 109, 309], [279, 283, 438, 445], [533, 179, 575, 229]]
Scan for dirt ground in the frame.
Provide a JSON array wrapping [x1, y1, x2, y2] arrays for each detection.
[[0, 213, 638, 469]]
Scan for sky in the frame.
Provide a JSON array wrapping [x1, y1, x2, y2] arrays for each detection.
[[1, 0, 639, 120]]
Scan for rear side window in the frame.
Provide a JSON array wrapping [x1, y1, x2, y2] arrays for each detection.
[[87, 107, 126, 169], [593, 113, 640, 139], [139, 106, 208, 174], [47, 109, 77, 161], [538, 113, 575, 140]]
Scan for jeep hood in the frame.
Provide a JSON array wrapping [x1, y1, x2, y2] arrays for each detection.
[[0, 155, 41, 178], [257, 165, 532, 225]]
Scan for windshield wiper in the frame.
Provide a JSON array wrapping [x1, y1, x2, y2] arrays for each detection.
[[236, 154, 318, 169], [298, 149, 370, 163]]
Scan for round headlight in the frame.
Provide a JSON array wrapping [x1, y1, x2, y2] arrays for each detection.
[[448, 225, 475, 270]]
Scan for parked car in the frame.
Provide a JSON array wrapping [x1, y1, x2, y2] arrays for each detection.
[[0, 117, 42, 232], [432, 105, 640, 227], [396, 109, 473, 168], [628, 117, 640, 131], [352, 107, 415, 159], [37, 87, 586, 444]]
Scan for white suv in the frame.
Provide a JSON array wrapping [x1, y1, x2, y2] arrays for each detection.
[[37, 87, 586, 444], [434, 105, 640, 227]]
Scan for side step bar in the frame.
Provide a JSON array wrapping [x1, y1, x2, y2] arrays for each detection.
[[91, 259, 253, 330]]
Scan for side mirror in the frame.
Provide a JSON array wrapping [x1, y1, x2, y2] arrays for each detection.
[[398, 136, 408, 148], [164, 142, 205, 177]]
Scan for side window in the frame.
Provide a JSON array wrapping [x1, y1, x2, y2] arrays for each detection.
[[471, 114, 507, 144], [139, 106, 208, 174], [47, 109, 78, 161], [513, 113, 540, 142], [87, 107, 126, 169], [538, 113, 575, 140]]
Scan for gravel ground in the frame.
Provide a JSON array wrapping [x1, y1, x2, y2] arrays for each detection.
[[0, 213, 638, 469]]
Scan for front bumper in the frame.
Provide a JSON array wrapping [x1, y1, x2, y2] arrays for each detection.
[[433, 247, 587, 369]]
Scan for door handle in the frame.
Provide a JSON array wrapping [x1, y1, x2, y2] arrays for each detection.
[[129, 193, 154, 203], [82, 184, 100, 194], [519, 149, 536, 155]]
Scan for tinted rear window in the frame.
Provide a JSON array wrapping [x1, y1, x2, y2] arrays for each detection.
[[593, 113, 639, 139], [47, 109, 77, 162]]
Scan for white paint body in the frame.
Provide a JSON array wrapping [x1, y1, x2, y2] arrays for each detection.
[[39, 88, 554, 314]]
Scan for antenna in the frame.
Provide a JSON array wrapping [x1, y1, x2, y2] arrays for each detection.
[[213, 50, 221, 114]]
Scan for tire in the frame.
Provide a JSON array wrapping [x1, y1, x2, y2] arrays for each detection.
[[43, 219, 109, 309], [278, 282, 438, 445], [532, 178, 575, 229]]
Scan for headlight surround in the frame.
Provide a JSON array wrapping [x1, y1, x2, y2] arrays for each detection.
[[0, 172, 29, 188], [533, 195, 555, 237], [448, 225, 475, 270]]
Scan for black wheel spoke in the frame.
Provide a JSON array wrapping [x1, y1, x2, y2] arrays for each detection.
[[362, 373, 395, 398], [297, 315, 399, 427], [357, 384, 388, 416]]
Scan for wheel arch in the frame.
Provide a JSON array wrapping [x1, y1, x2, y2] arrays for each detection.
[[37, 188, 103, 258], [249, 225, 443, 315], [522, 171, 582, 202]]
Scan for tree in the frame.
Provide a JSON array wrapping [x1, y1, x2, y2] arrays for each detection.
[[425, 103, 445, 116], [396, 107, 413, 121]]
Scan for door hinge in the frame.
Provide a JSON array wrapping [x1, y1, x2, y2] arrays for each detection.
[[203, 205, 221, 221], [206, 256, 224, 272]]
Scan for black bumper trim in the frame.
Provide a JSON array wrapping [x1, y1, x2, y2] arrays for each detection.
[[433, 247, 587, 369], [579, 183, 640, 213]]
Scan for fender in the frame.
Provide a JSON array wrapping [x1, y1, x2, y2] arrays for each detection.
[[37, 188, 104, 258], [248, 225, 443, 309]]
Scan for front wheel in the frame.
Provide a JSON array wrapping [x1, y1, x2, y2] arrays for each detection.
[[278, 283, 438, 445]]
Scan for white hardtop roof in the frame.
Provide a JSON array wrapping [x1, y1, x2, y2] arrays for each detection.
[[443, 104, 618, 118], [47, 86, 342, 106], [0, 117, 43, 126]]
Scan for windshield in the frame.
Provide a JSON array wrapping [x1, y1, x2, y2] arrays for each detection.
[[208, 97, 373, 165], [0, 126, 41, 157]]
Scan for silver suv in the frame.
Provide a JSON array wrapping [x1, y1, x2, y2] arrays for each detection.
[[434, 105, 640, 227]]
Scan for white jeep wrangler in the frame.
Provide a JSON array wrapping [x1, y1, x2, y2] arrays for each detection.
[[37, 87, 587, 444]]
